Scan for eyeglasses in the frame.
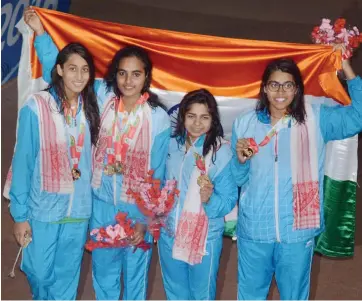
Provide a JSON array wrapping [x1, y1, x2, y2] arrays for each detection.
[[266, 81, 296, 92]]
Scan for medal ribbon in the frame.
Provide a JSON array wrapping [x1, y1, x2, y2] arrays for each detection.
[[106, 93, 149, 167], [258, 114, 291, 147], [63, 100, 78, 127], [69, 122, 86, 170], [64, 98, 86, 171]]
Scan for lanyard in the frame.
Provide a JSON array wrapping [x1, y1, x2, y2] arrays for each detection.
[[63, 98, 86, 181], [104, 93, 148, 176], [259, 114, 291, 147], [242, 115, 291, 157]]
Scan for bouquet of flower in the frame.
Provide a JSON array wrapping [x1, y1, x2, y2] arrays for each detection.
[[311, 18, 362, 59], [85, 212, 151, 252], [127, 170, 179, 241]]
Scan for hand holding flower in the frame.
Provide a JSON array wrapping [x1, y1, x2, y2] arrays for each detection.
[[85, 213, 151, 252], [127, 170, 179, 241], [128, 223, 146, 246], [333, 44, 356, 80], [311, 18, 362, 60]]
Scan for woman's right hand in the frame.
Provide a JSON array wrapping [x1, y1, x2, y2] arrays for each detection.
[[128, 223, 146, 246], [236, 138, 254, 164], [24, 7, 45, 36], [13, 221, 32, 247]]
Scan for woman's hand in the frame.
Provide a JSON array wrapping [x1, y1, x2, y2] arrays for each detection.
[[333, 43, 356, 80], [200, 181, 214, 203], [24, 7, 45, 36], [236, 138, 254, 164], [128, 223, 146, 246], [13, 221, 32, 247]]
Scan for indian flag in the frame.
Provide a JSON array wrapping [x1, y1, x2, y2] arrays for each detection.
[[16, 7, 357, 257]]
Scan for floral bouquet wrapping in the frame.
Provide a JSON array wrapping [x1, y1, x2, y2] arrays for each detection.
[[311, 18, 362, 59], [127, 170, 179, 241], [85, 212, 151, 252]]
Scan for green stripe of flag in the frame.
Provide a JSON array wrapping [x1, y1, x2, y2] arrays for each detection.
[[315, 175, 357, 257]]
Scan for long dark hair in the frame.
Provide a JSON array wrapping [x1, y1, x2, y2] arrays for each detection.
[[45, 42, 100, 145], [173, 88, 224, 162], [256, 58, 306, 124], [104, 45, 165, 110]]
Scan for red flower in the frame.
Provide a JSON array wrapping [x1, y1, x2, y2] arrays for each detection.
[[349, 36, 360, 48], [334, 18, 346, 28], [334, 18, 346, 34], [85, 212, 151, 252], [127, 169, 179, 241], [311, 18, 361, 59]]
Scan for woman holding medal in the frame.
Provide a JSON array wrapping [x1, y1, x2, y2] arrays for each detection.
[[4, 25, 100, 301], [23, 7, 171, 300], [231, 46, 362, 300], [158, 89, 238, 300]]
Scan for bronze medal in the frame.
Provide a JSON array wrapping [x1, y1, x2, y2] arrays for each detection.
[[114, 161, 124, 174], [104, 164, 115, 176], [242, 147, 254, 158], [71, 168, 81, 181]]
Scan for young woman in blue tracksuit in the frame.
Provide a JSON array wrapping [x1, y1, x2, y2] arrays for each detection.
[[5, 12, 100, 299], [232, 45, 362, 300], [158, 88, 238, 300], [25, 7, 171, 300]]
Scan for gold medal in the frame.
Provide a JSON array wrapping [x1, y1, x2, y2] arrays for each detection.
[[197, 174, 211, 188], [71, 168, 81, 181], [103, 164, 115, 176], [114, 161, 124, 174]]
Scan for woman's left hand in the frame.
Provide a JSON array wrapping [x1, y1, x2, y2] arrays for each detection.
[[200, 182, 214, 203], [129, 223, 146, 246]]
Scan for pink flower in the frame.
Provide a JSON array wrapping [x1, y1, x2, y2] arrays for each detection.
[[326, 31, 336, 42], [312, 17, 361, 58], [90, 229, 99, 236], [105, 225, 117, 240], [160, 189, 168, 200], [320, 19, 332, 30], [336, 28, 350, 44], [140, 182, 152, 190], [140, 191, 150, 202], [105, 224, 128, 241], [164, 179, 177, 191], [113, 224, 127, 240]]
